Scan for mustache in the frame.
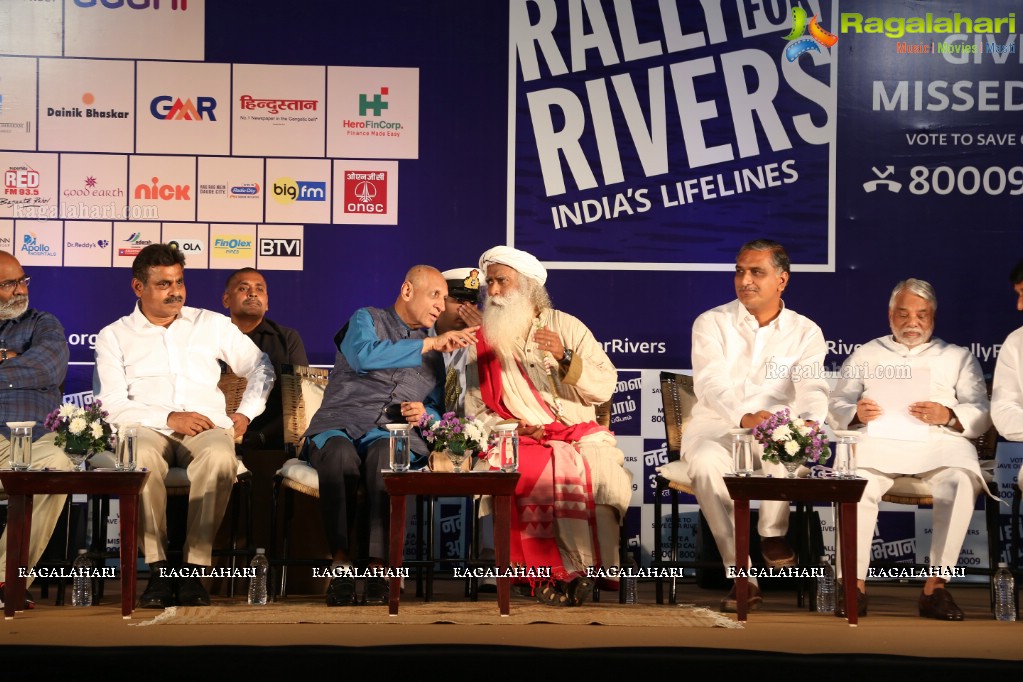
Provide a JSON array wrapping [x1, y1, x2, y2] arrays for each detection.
[[163, 295, 184, 305]]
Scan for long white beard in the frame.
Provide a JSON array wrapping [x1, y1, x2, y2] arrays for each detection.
[[482, 290, 535, 358], [0, 294, 28, 321]]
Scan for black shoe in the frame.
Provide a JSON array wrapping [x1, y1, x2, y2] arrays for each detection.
[[720, 583, 762, 613], [834, 583, 868, 618], [325, 576, 357, 606], [363, 576, 389, 605], [919, 588, 964, 621], [567, 576, 595, 606], [139, 562, 175, 609], [177, 566, 211, 607], [0, 583, 36, 611]]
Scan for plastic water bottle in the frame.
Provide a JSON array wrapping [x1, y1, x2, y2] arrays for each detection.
[[994, 562, 1016, 622], [71, 549, 93, 607], [248, 548, 269, 605], [623, 557, 638, 604], [816, 555, 835, 614]]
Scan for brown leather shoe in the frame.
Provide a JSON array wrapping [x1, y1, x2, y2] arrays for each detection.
[[760, 536, 796, 567], [919, 588, 965, 621], [721, 583, 762, 613], [834, 582, 868, 618]]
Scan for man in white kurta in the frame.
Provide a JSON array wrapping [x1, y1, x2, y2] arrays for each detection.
[[829, 279, 989, 621], [992, 260, 1023, 468], [465, 246, 631, 607], [665, 239, 828, 612]]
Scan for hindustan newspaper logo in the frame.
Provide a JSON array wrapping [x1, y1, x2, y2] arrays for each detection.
[[343, 170, 387, 214], [782, 6, 838, 62]]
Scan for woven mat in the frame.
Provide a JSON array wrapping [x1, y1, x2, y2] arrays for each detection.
[[133, 600, 740, 628]]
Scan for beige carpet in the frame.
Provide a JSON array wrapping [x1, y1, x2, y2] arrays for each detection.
[[132, 600, 741, 628]]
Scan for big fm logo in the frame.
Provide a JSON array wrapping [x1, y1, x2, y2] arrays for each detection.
[[782, 7, 838, 61], [150, 96, 217, 121], [134, 177, 191, 201], [21, 232, 56, 257], [213, 235, 253, 257], [271, 177, 326, 204], [343, 171, 387, 214], [5, 167, 40, 196]]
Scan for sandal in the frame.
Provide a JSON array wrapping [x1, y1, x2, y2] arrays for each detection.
[[536, 581, 571, 607], [567, 577, 594, 607]]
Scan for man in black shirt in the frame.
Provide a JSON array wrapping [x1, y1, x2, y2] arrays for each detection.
[[223, 268, 308, 448]]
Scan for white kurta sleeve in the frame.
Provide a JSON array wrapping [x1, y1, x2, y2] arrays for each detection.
[[993, 329, 1023, 441]]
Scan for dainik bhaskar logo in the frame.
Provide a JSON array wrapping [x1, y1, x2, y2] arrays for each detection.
[[782, 6, 838, 61]]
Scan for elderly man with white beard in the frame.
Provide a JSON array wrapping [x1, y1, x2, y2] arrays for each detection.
[[464, 246, 631, 607], [0, 250, 73, 609], [829, 278, 991, 621]]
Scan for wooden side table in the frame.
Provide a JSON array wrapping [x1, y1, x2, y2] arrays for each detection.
[[0, 470, 150, 619], [383, 471, 519, 616], [723, 475, 867, 625]]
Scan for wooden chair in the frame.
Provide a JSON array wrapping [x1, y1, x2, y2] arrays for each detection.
[[869, 415, 1002, 610], [652, 371, 818, 605], [269, 364, 330, 599]]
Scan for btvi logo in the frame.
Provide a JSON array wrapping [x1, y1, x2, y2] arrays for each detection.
[[259, 238, 301, 257], [150, 96, 217, 121], [271, 178, 326, 204]]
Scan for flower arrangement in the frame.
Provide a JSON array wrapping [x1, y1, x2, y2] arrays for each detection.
[[752, 408, 830, 475], [417, 411, 488, 456], [44, 400, 113, 457]]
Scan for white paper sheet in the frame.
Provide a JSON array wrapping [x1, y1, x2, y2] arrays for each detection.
[[866, 366, 931, 442]]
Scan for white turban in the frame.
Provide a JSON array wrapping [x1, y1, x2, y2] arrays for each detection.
[[479, 246, 547, 285]]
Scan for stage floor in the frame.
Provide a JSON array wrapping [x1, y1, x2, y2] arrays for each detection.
[[4, 578, 1022, 663]]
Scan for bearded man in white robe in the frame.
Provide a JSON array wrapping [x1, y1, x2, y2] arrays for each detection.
[[464, 246, 631, 607], [829, 278, 991, 621]]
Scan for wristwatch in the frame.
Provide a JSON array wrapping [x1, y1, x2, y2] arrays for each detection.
[[945, 411, 959, 429], [560, 348, 574, 365], [0, 348, 7, 362]]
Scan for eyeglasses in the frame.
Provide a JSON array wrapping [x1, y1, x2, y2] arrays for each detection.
[[0, 277, 30, 292]]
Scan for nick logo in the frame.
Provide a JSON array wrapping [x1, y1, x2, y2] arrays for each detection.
[[359, 88, 388, 117], [782, 7, 838, 62], [134, 177, 191, 200], [271, 178, 326, 205], [150, 96, 217, 121]]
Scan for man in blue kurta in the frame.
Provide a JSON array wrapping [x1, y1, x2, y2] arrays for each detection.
[[304, 265, 478, 606]]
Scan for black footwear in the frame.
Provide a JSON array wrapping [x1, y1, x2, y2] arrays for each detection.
[[536, 580, 572, 607], [0, 583, 36, 611], [139, 562, 175, 609], [363, 576, 389, 605], [834, 583, 868, 618], [177, 567, 211, 607], [325, 576, 357, 606], [720, 583, 762, 613], [760, 536, 797, 568], [919, 588, 965, 621], [567, 576, 594, 606]]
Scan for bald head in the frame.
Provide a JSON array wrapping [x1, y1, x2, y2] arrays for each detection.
[[394, 265, 447, 329]]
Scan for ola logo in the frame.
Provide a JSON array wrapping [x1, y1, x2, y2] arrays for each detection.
[[272, 177, 299, 204]]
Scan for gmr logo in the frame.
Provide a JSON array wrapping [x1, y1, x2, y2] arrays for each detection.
[[150, 96, 217, 121], [260, 238, 301, 257], [271, 178, 326, 204]]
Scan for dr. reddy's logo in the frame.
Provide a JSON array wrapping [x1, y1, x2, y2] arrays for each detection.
[[782, 7, 838, 62]]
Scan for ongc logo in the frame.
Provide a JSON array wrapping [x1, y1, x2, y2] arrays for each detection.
[[150, 96, 217, 121], [271, 178, 326, 205]]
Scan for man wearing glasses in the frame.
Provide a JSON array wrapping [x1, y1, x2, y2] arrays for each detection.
[[94, 244, 273, 609], [0, 250, 73, 610]]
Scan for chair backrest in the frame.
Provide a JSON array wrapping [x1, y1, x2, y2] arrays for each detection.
[[218, 369, 248, 415], [281, 364, 330, 453], [658, 371, 696, 463]]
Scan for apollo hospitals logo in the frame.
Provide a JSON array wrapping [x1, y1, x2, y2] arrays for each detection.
[[343, 170, 387, 214], [21, 232, 57, 257], [782, 7, 838, 62]]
